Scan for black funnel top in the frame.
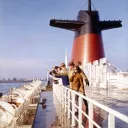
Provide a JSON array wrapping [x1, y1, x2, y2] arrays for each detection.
[[50, 0, 122, 34]]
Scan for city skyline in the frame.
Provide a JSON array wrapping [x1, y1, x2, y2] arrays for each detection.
[[0, 0, 128, 78]]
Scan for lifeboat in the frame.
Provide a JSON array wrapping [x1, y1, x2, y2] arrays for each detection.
[[0, 101, 15, 128]]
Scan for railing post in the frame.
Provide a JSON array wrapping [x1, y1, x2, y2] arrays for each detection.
[[108, 114, 115, 128], [65, 88, 67, 112], [78, 96, 82, 126], [88, 63, 92, 86], [62, 87, 64, 108], [60, 85, 62, 102], [71, 92, 76, 126], [68, 90, 70, 118], [89, 102, 93, 128], [107, 72, 110, 97]]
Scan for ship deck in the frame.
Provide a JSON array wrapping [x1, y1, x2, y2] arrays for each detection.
[[32, 90, 73, 128], [85, 86, 128, 115], [32, 86, 128, 128]]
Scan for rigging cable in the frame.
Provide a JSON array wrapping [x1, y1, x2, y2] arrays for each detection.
[[80, 0, 97, 10], [80, 0, 88, 10], [91, 1, 97, 10]]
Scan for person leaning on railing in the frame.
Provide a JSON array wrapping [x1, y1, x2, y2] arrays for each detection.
[[80, 69, 89, 86], [49, 63, 69, 86], [49, 66, 58, 76], [69, 65, 85, 94], [78, 61, 89, 86], [69, 65, 88, 114], [58, 63, 69, 86], [49, 66, 60, 84], [68, 61, 75, 89]]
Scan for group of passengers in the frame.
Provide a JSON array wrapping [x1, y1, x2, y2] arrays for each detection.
[[49, 61, 89, 114]]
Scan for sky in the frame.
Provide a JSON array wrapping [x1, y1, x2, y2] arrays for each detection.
[[0, 0, 128, 78]]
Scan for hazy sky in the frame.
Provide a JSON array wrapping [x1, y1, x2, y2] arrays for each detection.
[[0, 0, 128, 78]]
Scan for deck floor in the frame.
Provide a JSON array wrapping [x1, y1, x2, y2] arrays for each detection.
[[85, 86, 128, 115], [32, 91, 57, 128], [32, 87, 128, 128], [32, 91, 73, 128], [85, 86, 128, 128]]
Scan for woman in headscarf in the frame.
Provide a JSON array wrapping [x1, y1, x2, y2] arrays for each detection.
[[70, 65, 88, 114]]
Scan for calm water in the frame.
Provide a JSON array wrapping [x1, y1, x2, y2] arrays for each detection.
[[0, 82, 25, 93], [0, 81, 46, 93]]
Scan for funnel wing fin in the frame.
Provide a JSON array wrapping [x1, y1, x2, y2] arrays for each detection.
[[99, 20, 122, 31], [50, 19, 85, 31]]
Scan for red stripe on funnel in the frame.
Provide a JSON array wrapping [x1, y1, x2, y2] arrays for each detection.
[[71, 34, 105, 64]]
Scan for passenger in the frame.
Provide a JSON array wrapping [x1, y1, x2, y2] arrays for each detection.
[[50, 63, 69, 86], [68, 61, 75, 89], [70, 65, 88, 114], [49, 66, 60, 84], [49, 66, 58, 76], [80, 69, 89, 86], [60, 63, 68, 74], [69, 65, 85, 94], [57, 67, 61, 73], [54, 66, 59, 73], [50, 63, 66, 76], [78, 61, 89, 86], [78, 61, 84, 70], [59, 63, 69, 86]]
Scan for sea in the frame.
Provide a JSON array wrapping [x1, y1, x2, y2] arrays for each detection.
[[0, 82, 25, 93], [0, 81, 46, 93]]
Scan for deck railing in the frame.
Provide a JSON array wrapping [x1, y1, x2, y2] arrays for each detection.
[[83, 58, 128, 89], [53, 79, 128, 128]]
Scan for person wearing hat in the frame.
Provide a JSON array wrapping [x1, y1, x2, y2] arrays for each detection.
[[68, 61, 75, 89], [59, 63, 69, 86], [60, 63, 68, 74], [57, 67, 62, 73], [50, 62, 74, 87], [51, 63, 69, 86], [50, 63, 68, 76]]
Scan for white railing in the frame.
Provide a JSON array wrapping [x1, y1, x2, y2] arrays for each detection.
[[53, 80, 128, 128], [83, 58, 128, 89]]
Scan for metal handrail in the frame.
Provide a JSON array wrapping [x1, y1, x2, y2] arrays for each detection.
[[53, 81, 128, 128]]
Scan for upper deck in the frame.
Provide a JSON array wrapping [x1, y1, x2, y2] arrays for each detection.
[[32, 85, 128, 128], [32, 58, 128, 128]]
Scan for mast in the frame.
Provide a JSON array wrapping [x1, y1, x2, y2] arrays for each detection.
[[65, 45, 68, 68], [88, 0, 91, 11]]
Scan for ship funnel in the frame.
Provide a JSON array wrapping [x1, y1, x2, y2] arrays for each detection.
[[50, 2, 122, 64]]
